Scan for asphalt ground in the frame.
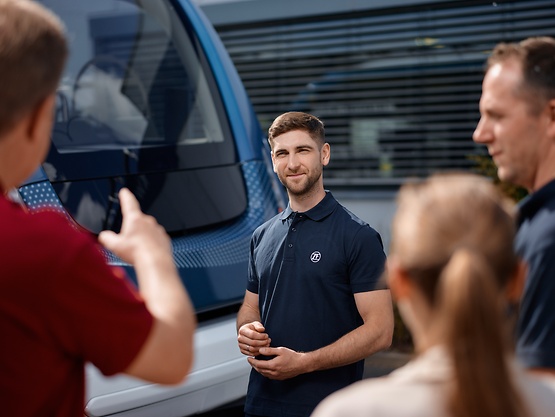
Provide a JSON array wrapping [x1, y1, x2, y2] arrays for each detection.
[[363, 350, 412, 378]]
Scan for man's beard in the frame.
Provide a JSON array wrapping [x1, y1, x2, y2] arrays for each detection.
[[279, 169, 322, 197]]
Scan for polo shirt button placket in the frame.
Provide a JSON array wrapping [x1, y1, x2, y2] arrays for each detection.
[[287, 215, 301, 251]]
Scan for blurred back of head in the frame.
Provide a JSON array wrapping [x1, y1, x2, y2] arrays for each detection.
[[391, 173, 528, 417], [0, 0, 67, 137], [391, 173, 517, 302]]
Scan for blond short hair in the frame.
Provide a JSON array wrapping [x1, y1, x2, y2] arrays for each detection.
[[0, 0, 67, 137]]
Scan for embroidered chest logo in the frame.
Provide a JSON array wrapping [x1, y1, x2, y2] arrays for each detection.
[[310, 251, 322, 263]]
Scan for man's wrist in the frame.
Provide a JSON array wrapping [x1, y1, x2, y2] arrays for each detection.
[[301, 350, 318, 374]]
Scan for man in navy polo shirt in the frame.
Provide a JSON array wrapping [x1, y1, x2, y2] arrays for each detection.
[[237, 112, 394, 417], [473, 37, 555, 374]]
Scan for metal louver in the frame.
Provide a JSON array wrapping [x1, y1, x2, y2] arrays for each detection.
[[210, 0, 555, 187]]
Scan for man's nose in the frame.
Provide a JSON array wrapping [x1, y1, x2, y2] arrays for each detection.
[[472, 117, 492, 144], [287, 154, 300, 168]]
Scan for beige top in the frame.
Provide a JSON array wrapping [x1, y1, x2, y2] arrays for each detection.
[[311, 346, 555, 417]]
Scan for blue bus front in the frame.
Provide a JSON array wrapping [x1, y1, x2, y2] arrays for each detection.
[[18, 0, 284, 414]]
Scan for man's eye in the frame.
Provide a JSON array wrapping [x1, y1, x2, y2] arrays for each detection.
[[487, 111, 502, 120]]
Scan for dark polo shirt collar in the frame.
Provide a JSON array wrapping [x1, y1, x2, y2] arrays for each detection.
[[279, 191, 338, 222], [517, 178, 555, 227]]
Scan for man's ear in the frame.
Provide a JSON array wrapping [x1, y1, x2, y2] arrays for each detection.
[[387, 257, 412, 302], [506, 259, 527, 303], [25, 94, 56, 144], [546, 98, 555, 139], [270, 151, 277, 173], [321, 142, 330, 166]]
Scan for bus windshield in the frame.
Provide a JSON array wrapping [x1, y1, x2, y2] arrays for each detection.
[[38, 0, 245, 235]]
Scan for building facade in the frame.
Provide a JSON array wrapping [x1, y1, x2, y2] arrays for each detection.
[[197, 0, 555, 248]]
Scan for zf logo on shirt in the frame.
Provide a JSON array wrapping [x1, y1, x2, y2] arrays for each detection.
[[310, 251, 321, 263]]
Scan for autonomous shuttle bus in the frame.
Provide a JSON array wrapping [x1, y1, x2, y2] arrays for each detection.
[[19, 0, 285, 415]]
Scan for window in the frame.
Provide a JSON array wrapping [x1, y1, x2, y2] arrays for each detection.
[[39, 0, 246, 234]]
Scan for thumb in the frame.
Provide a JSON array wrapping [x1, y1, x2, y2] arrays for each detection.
[[259, 346, 276, 356], [98, 230, 118, 250], [253, 321, 266, 332]]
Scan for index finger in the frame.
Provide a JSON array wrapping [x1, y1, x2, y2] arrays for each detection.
[[118, 188, 141, 215]]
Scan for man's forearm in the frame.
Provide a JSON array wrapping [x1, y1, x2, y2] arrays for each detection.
[[237, 301, 261, 332], [303, 290, 394, 373], [303, 321, 392, 373], [250, 321, 392, 380]]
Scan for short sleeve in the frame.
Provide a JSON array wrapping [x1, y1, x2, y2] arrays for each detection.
[[247, 234, 260, 294], [347, 225, 387, 293]]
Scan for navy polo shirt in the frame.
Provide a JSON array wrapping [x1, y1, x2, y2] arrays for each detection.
[[516, 178, 555, 369], [245, 192, 386, 417]]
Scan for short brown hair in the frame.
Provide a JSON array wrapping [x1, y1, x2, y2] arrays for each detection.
[[487, 36, 555, 114], [267, 112, 325, 149], [0, 0, 67, 137]]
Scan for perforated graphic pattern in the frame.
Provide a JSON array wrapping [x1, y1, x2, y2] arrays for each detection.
[[18, 182, 67, 216], [18, 161, 279, 268]]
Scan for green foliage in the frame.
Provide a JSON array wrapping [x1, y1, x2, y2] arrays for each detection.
[[391, 304, 414, 353]]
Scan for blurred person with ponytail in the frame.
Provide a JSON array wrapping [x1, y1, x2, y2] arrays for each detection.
[[311, 174, 555, 417]]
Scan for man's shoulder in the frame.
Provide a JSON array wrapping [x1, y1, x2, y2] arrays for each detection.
[[517, 199, 555, 255], [258, 210, 283, 227], [519, 180, 555, 225], [31, 209, 86, 241], [327, 205, 385, 256], [333, 203, 381, 236], [336, 203, 367, 224], [0, 203, 105, 293], [252, 210, 284, 238], [0, 203, 93, 255]]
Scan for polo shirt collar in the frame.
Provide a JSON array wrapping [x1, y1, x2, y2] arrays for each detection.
[[279, 191, 338, 222], [517, 178, 555, 226]]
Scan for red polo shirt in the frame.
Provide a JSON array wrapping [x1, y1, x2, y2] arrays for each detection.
[[0, 192, 153, 416]]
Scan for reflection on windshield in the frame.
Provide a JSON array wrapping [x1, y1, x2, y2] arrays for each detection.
[[37, 0, 243, 235], [48, 0, 226, 155]]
